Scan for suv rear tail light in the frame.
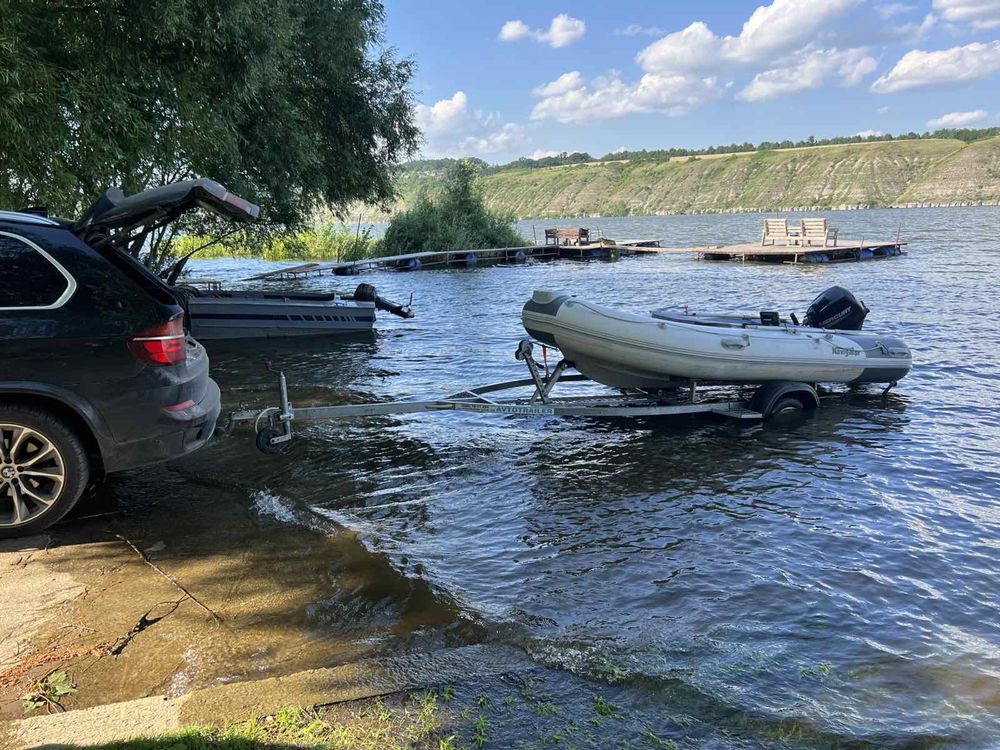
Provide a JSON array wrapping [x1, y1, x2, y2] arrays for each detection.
[[129, 315, 186, 366]]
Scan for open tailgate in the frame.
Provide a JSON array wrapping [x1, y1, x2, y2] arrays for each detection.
[[74, 178, 260, 232]]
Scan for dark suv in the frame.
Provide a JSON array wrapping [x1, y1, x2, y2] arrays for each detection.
[[1, 180, 258, 537]]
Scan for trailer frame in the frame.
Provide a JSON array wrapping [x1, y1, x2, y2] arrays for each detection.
[[225, 339, 791, 454]]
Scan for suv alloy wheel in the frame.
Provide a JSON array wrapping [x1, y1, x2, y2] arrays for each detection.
[[0, 405, 89, 538]]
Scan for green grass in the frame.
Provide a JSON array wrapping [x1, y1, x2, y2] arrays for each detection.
[[74, 693, 460, 750]]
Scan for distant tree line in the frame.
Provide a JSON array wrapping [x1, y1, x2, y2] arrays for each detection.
[[399, 127, 1000, 178]]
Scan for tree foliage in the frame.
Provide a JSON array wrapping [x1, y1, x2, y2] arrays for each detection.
[[0, 0, 418, 267], [173, 224, 378, 263], [381, 159, 526, 254]]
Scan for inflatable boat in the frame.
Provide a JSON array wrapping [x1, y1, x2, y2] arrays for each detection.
[[522, 286, 911, 389]]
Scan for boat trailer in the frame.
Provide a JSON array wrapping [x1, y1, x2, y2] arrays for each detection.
[[225, 339, 808, 454]]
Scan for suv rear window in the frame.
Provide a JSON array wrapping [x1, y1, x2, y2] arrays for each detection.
[[0, 233, 75, 309], [90, 243, 180, 307]]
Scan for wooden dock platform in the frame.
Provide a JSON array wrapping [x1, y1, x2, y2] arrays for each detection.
[[237, 235, 904, 282], [695, 239, 906, 264]]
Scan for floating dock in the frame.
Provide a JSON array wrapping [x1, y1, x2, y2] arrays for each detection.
[[240, 236, 906, 282], [244, 240, 662, 281], [696, 239, 906, 264]]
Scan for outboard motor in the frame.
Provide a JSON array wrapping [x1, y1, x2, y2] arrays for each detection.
[[803, 286, 869, 330], [351, 283, 414, 319]]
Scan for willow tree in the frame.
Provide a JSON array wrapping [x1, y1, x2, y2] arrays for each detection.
[[0, 0, 417, 267]]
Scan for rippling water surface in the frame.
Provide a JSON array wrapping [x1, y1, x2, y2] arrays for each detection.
[[190, 208, 1000, 748]]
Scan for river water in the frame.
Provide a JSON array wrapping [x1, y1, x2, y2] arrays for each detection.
[[186, 207, 1000, 749]]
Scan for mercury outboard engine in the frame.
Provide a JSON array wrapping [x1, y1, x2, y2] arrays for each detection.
[[351, 283, 414, 319], [803, 286, 869, 330]]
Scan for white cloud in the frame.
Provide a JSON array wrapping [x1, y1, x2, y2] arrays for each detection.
[[857, 129, 885, 136], [637, 22, 723, 73], [532, 71, 585, 97], [871, 40, 1000, 92], [530, 149, 561, 159], [499, 20, 532, 43], [932, 0, 1000, 29], [530, 0, 909, 122], [615, 24, 664, 37], [414, 91, 471, 136], [461, 123, 527, 155], [737, 48, 877, 101], [624, 0, 877, 107], [638, 0, 860, 74], [878, 105, 891, 113], [499, 14, 586, 48], [876, 2, 916, 18], [724, 0, 860, 64], [415, 91, 527, 158], [531, 70, 724, 124], [927, 109, 990, 127]]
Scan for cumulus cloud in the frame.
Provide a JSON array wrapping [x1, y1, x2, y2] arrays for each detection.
[[876, 2, 916, 18], [856, 129, 885, 136], [532, 0, 899, 122], [927, 109, 990, 127], [530, 149, 562, 160], [932, 0, 1000, 29], [414, 91, 471, 136], [499, 14, 586, 48], [637, 0, 860, 73], [628, 0, 877, 108], [461, 123, 527, 155], [498, 20, 532, 43], [737, 48, 877, 101], [530, 70, 724, 124], [532, 71, 585, 97], [414, 91, 527, 157], [615, 24, 664, 37], [871, 40, 1000, 92]]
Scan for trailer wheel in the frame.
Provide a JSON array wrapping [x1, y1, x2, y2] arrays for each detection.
[[255, 426, 285, 455], [767, 397, 804, 419], [750, 381, 819, 420]]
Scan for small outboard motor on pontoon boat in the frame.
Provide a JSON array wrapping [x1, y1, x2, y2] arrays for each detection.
[[351, 283, 414, 319], [803, 286, 869, 330]]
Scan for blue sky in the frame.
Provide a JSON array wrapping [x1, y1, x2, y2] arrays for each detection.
[[382, 0, 1000, 162]]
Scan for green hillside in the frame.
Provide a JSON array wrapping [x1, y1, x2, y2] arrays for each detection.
[[377, 137, 1000, 220]]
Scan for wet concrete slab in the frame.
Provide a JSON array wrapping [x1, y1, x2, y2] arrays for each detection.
[[4, 644, 531, 748], [0, 460, 478, 720]]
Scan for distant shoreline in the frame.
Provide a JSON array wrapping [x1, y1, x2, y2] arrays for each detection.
[[510, 200, 1000, 221], [376, 136, 1000, 223]]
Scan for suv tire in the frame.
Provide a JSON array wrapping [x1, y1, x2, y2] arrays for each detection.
[[0, 404, 90, 538]]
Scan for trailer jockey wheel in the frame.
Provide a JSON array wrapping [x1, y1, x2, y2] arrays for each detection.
[[255, 426, 285, 455]]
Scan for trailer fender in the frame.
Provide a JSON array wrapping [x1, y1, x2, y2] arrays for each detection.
[[749, 381, 820, 418]]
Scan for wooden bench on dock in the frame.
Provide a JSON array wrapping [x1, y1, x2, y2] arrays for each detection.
[[545, 228, 590, 246], [761, 218, 793, 246], [800, 218, 838, 247]]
